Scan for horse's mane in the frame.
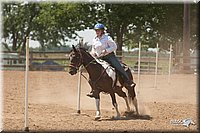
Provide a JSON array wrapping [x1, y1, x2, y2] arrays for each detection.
[[79, 47, 112, 67], [79, 47, 87, 51], [78, 47, 94, 59]]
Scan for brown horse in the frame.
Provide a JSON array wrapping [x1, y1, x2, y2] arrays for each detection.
[[68, 45, 139, 120]]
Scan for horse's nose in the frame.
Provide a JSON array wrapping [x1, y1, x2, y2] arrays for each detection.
[[69, 69, 77, 75], [69, 70, 74, 75]]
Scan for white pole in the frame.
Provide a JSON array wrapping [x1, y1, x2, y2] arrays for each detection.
[[24, 37, 29, 132], [77, 66, 82, 114], [168, 44, 172, 84], [154, 43, 159, 89], [137, 42, 141, 94], [76, 37, 83, 114]]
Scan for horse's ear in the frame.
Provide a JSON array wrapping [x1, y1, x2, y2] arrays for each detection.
[[72, 45, 77, 52]]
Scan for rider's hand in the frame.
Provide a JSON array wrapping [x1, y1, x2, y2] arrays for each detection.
[[102, 49, 107, 55], [90, 51, 97, 58]]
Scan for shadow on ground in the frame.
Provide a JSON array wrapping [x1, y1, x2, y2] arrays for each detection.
[[98, 111, 152, 121]]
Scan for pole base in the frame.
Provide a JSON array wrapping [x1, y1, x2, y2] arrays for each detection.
[[24, 127, 29, 132], [77, 110, 81, 114]]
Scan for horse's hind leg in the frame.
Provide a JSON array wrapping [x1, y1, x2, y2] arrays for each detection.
[[124, 67, 139, 115], [124, 97, 131, 112], [133, 97, 139, 115], [115, 86, 130, 112], [110, 93, 120, 118], [127, 86, 139, 115]]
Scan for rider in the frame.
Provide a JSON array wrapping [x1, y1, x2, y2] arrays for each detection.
[[87, 23, 136, 98]]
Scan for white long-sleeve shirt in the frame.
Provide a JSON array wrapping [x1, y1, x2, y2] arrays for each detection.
[[90, 34, 117, 57]]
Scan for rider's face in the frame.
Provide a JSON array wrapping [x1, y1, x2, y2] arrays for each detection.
[[95, 29, 103, 37]]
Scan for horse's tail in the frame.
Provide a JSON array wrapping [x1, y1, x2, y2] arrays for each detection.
[[125, 66, 138, 113], [127, 86, 136, 103]]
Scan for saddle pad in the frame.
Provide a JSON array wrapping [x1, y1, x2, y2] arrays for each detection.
[[95, 59, 116, 84]]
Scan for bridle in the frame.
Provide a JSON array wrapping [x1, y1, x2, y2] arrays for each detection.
[[69, 49, 83, 71], [69, 49, 96, 72], [69, 48, 111, 87]]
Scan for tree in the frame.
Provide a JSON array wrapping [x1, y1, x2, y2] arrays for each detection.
[[189, 4, 199, 50], [88, 4, 165, 52], [31, 3, 90, 50], [3, 2, 40, 52], [123, 4, 164, 50], [156, 4, 198, 54], [2, 2, 92, 51], [2, 2, 198, 54], [155, 4, 184, 52]]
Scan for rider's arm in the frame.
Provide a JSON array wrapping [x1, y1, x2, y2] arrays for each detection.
[[90, 46, 96, 57], [105, 36, 117, 54], [90, 39, 98, 57]]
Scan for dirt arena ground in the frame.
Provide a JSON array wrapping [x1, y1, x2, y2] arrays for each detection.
[[2, 71, 199, 132]]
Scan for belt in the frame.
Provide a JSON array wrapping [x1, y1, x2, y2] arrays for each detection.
[[104, 52, 114, 57]]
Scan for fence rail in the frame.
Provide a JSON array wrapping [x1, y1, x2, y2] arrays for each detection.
[[1, 51, 198, 74]]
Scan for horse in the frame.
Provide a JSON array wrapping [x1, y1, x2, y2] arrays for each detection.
[[68, 45, 139, 120]]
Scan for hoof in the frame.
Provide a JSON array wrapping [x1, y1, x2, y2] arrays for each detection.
[[111, 116, 121, 120], [95, 116, 101, 120], [123, 111, 137, 117], [136, 112, 139, 116]]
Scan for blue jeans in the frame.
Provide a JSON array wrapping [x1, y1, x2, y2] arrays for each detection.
[[101, 52, 130, 82]]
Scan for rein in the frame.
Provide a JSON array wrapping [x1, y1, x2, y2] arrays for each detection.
[[69, 58, 96, 73], [69, 49, 108, 84]]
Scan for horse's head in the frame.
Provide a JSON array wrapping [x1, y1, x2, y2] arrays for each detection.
[[68, 45, 82, 75]]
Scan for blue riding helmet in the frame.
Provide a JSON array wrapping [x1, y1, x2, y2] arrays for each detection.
[[94, 23, 105, 30]]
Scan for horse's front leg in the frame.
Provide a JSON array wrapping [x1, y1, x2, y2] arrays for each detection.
[[110, 93, 120, 119], [93, 91, 101, 120], [95, 98, 101, 120], [87, 80, 102, 120], [123, 97, 130, 112]]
